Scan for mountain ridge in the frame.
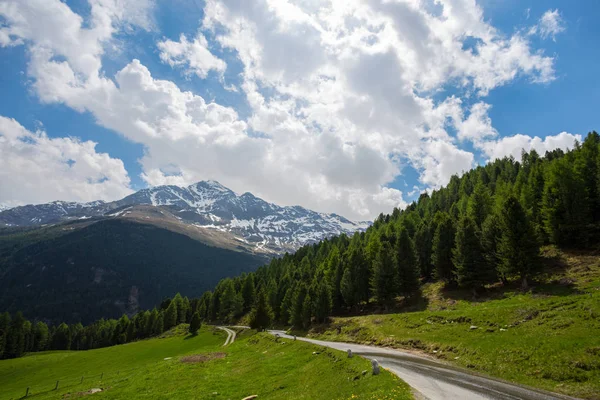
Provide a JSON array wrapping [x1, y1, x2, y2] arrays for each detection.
[[0, 181, 370, 253]]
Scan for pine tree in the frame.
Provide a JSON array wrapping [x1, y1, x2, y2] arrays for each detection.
[[33, 321, 48, 352], [241, 275, 256, 313], [396, 228, 420, 297], [51, 323, 71, 351], [453, 216, 495, 290], [154, 312, 164, 335], [0, 312, 10, 358], [290, 284, 307, 328], [248, 289, 274, 330], [414, 223, 434, 280], [370, 241, 398, 306], [189, 312, 201, 335], [164, 300, 178, 330], [313, 282, 332, 323], [498, 196, 541, 289], [301, 294, 312, 328], [5, 312, 25, 358], [481, 214, 502, 278], [432, 213, 456, 283], [467, 182, 492, 229], [340, 266, 356, 309]]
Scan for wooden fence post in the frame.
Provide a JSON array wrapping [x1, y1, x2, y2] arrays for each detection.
[[25, 387, 29, 397]]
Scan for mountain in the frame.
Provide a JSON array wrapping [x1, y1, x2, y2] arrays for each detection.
[[0, 218, 267, 324], [0, 180, 370, 253]]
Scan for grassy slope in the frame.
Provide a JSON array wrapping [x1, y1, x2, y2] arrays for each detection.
[[0, 326, 411, 400], [307, 247, 600, 399]]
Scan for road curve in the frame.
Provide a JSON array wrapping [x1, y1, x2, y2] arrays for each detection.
[[217, 326, 236, 346], [269, 330, 578, 400]]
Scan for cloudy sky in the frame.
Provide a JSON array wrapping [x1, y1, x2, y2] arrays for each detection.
[[0, 0, 598, 220]]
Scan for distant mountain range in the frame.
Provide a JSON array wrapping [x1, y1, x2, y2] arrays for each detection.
[[0, 180, 370, 254]]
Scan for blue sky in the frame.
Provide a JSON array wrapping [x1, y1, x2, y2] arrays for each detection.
[[0, 0, 598, 220]]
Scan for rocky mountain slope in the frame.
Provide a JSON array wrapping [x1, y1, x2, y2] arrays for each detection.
[[0, 181, 370, 253]]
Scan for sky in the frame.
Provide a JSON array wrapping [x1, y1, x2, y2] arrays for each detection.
[[0, 0, 598, 220]]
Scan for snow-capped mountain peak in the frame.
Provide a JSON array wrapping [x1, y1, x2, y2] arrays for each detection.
[[0, 181, 371, 253]]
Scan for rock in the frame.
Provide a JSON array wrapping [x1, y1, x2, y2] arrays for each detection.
[[242, 396, 258, 400], [499, 328, 507, 332], [469, 325, 478, 330], [312, 351, 319, 355], [362, 370, 368, 375], [347, 349, 353, 358], [371, 359, 380, 375]]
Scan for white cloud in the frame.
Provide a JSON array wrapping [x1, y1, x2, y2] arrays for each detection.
[[530, 9, 566, 41], [0, 116, 132, 207], [457, 102, 498, 142], [0, 0, 564, 219], [481, 131, 581, 161], [157, 33, 227, 78]]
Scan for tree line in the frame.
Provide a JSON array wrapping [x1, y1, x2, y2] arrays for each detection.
[[2, 131, 599, 359]]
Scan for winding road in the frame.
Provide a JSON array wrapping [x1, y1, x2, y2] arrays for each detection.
[[268, 330, 578, 400], [217, 326, 237, 346]]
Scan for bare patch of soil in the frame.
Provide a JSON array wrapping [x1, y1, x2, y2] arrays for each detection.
[[180, 352, 226, 363]]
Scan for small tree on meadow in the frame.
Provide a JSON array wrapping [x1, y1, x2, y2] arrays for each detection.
[[189, 312, 201, 335]]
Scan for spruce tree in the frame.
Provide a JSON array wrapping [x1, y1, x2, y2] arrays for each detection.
[[154, 312, 164, 335], [370, 241, 398, 306], [396, 227, 420, 297], [453, 216, 495, 290], [290, 285, 307, 328], [33, 321, 48, 352], [241, 275, 256, 313], [248, 289, 274, 331], [164, 300, 178, 330], [189, 312, 201, 335], [432, 213, 456, 284], [301, 294, 312, 328], [340, 266, 356, 309], [498, 196, 541, 289], [51, 323, 71, 351], [313, 282, 333, 323], [414, 223, 434, 281], [5, 312, 25, 358]]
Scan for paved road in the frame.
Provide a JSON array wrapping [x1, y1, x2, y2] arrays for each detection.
[[269, 330, 578, 400], [217, 326, 236, 346]]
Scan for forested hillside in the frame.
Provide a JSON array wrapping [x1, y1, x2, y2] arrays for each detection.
[[196, 131, 600, 327], [1, 132, 598, 361], [0, 219, 266, 324]]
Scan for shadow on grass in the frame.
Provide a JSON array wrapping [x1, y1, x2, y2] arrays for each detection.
[[183, 332, 199, 340]]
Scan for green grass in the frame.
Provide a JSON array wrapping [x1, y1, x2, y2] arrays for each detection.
[[306, 247, 600, 399], [0, 326, 411, 400]]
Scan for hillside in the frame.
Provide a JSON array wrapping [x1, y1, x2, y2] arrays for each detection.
[[0, 326, 410, 400], [0, 219, 266, 324]]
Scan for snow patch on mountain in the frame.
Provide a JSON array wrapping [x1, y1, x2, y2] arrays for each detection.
[[0, 181, 371, 253]]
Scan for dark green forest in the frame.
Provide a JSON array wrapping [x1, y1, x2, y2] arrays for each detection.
[[1, 131, 599, 360], [0, 219, 266, 324]]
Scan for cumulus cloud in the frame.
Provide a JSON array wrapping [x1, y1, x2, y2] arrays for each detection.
[[530, 9, 566, 41], [480, 131, 581, 161], [157, 33, 227, 78], [0, 0, 568, 219], [0, 116, 132, 207]]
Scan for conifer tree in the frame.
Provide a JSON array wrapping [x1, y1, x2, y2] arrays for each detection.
[[51, 322, 71, 351], [371, 241, 398, 306], [33, 321, 48, 352], [498, 196, 541, 289], [290, 285, 307, 328], [241, 274, 256, 313], [396, 228, 420, 297], [164, 300, 178, 330], [314, 282, 333, 323], [467, 182, 492, 229], [189, 312, 201, 335], [154, 312, 164, 335], [301, 294, 312, 328], [432, 213, 456, 284], [340, 266, 356, 309], [5, 312, 25, 358], [248, 289, 274, 330], [453, 216, 495, 290], [414, 223, 434, 280]]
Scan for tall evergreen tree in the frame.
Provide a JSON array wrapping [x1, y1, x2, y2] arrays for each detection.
[[453, 216, 495, 290], [371, 241, 398, 306], [248, 289, 274, 330], [414, 223, 434, 280], [51, 323, 71, 351], [396, 228, 420, 297], [241, 274, 256, 313], [498, 196, 541, 289], [432, 213, 456, 283], [313, 282, 333, 323], [164, 300, 178, 330], [340, 266, 357, 309], [4, 312, 25, 358], [290, 284, 307, 328]]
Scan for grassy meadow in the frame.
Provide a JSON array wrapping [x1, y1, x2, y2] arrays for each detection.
[[0, 326, 411, 400], [304, 247, 600, 399]]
